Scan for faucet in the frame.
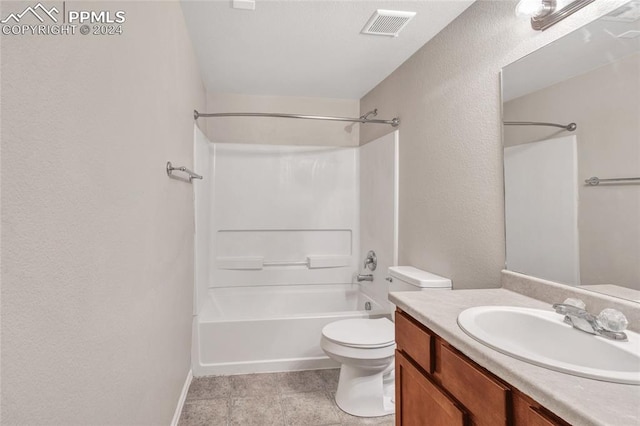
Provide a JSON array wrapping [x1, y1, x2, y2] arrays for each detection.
[[552, 303, 628, 341], [357, 274, 374, 282]]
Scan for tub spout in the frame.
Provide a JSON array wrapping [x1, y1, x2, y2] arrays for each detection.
[[357, 274, 374, 282]]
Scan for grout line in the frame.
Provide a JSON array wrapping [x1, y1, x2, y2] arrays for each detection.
[[278, 371, 290, 426], [276, 372, 286, 426], [279, 394, 288, 426]]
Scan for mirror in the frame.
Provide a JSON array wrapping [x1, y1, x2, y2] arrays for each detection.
[[502, 1, 640, 302]]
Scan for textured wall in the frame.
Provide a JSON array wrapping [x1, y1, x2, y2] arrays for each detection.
[[1, 1, 205, 424], [505, 54, 640, 290], [204, 92, 360, 146], [360, 0, 629, 290]]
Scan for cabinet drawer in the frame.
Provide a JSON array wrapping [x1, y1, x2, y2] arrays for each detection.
[[437, 342, 510, 426], [513, 390, 570, 426], [395, 310, 433, 373], [527, 407, 566, 426]]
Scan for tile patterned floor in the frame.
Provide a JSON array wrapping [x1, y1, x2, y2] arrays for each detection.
[[179, 369, 395, 426]]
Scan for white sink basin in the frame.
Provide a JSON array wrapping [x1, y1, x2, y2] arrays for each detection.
[[457, 306, 640, 385]]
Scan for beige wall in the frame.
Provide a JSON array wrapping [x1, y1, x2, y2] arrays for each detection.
[[505, 54, 640, 289], [204, 92, 359, 146], [359, 0, 629, 290], [1, 1, 205, 424]]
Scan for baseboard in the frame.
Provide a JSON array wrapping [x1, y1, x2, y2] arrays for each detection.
[[192, 356, 339, 377], [170, 369, 193, 426]]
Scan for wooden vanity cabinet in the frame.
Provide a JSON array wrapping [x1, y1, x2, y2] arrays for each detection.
[[395, 309, 570, 426]]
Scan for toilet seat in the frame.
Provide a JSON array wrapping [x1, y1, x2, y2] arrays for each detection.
[[322, 318, 395, 349]]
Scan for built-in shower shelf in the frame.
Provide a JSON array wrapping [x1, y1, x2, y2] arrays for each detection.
[[217, 257, 264, 270], [216, 255, 351, 270], [307, 255, 351, 269]]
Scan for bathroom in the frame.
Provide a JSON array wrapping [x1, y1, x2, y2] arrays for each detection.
[[1, 0, 639, 425]]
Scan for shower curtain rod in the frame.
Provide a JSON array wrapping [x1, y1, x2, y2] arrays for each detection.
[[193, 109, 400, 127], [504, 121, 577, 131]]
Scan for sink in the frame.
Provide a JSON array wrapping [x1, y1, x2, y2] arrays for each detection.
[[457, 306, 640, 385]]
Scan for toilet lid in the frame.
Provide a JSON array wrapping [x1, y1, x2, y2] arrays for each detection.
[[322, 318, 395, 348]]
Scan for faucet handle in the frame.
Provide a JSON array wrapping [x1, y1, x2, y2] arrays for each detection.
[[552, 303, 588, 316], [363, 250, 377, 271], [563, 297, 586, 309], [597, 309, 628, 332]]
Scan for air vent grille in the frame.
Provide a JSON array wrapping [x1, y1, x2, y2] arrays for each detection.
[[361, 10, 416, 37]]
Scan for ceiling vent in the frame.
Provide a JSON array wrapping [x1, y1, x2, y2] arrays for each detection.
[[361, 10, 416, 37]]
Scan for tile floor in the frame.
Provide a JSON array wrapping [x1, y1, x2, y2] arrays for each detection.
[[179, 369, 395, 426]]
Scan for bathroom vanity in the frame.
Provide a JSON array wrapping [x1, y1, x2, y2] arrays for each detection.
[[391, 286, 640, 426], [395, 309, 568, 425]]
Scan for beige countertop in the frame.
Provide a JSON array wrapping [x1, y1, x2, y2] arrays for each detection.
[[389, 288, 640, 426]]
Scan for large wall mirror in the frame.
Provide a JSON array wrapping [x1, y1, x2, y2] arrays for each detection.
[[502, 1, 640, 302]]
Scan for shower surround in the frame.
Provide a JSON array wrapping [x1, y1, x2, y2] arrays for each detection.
[[192, 127, 397, 375]]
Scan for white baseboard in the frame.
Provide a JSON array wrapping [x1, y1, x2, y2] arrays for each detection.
[[192, 356, 339, 377], [171, 369, 193, 426]]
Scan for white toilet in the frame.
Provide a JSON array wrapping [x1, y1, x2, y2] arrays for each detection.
[[320, 266, 452, 417]]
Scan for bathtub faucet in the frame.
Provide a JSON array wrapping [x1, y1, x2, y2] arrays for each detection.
[[357, 274, 374, 282]]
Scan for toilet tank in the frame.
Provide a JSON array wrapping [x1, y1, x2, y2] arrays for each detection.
[[388, 266, 452, 291]]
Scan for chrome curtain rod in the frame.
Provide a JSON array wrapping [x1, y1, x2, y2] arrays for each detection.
[[193, 109, 400, 127], [504, 121, 577, 131]]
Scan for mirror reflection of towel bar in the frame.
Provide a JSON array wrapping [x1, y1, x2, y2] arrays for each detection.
[[585, 176, 640, 186], [504, 121, 577, 131]]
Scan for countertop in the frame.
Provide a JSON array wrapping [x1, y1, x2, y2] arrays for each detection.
[[389, 288, 640, 426]]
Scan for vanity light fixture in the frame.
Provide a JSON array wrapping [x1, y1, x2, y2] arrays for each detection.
[[516, 0, 595, 31]]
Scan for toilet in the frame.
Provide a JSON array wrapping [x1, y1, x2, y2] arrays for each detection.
[[320, 266, 452, 417]]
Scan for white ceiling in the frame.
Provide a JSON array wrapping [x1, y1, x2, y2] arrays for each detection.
[[180, 0, 475, 99]]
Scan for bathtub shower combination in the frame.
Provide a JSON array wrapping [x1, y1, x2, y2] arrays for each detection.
[[195, 284, 387, 374], [192, 126, 398, 376]]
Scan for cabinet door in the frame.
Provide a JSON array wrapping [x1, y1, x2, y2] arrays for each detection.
[[396, 350, 466, 426]]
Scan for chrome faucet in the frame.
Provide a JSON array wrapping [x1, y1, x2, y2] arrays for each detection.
[[552, 303, 628, 341], [357, 274, 374, 282]]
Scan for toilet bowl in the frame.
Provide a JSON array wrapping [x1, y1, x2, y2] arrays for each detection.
[[321, 266, 452, 417], [320, 318, 396, 417]]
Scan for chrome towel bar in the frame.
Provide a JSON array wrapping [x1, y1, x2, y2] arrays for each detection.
[[585, 176, 640, 186], [166, 161, 202, 182]]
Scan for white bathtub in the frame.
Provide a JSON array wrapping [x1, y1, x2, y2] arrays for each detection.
[[192, 283, 389, 376]]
